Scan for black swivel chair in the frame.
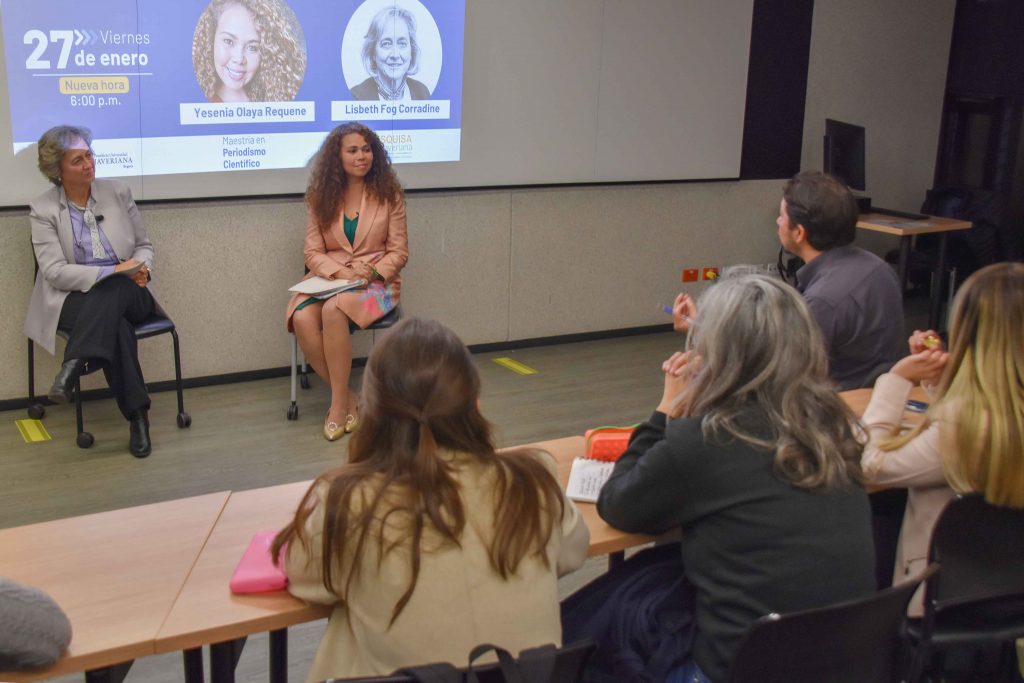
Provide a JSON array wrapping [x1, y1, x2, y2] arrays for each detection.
[[728, 565, 937, 683], [286, 305, 402, 420], [323, 641, 595, 683], [904, 494, 1024, 683], [26, 249, 190, 447]]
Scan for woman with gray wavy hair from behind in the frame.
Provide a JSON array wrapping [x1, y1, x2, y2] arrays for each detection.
[[567, 272, 875, 682]]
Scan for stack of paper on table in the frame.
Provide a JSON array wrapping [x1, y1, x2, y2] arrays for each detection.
[[288, 276, 366, 299]]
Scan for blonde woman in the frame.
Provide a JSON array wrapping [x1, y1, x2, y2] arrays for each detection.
[[861, 262, 1024, 612], [193, 0, 306, 102]]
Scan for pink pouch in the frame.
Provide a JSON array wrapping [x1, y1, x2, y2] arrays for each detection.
[[229, 530, 288, 594]]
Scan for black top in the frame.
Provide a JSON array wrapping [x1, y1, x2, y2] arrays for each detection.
[[598, 411, 875, 682], [795, 245, 905, 391]]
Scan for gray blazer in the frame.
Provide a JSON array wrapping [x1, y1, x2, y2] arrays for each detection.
[[23, 179, 160, 355]]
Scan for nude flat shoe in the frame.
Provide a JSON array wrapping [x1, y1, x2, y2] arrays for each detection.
[[324, 419, 345, 442]]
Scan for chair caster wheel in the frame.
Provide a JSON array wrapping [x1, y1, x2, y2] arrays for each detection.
[[177, 412, 192, 428], [286, 404, 299, 421], [299, 374, 310, 390], [27, 403, 46, 420], [76, 432, 95, 449]]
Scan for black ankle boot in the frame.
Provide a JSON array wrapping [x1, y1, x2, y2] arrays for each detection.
[[129, 409, 152, 458], [48, 359, 86, 404]]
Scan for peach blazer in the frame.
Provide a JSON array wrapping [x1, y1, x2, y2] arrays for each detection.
[[286, 192, 409, 331]]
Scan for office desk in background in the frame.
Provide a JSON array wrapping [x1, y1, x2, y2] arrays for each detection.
[[856, 213, 972, 331], [0, 492, 230, 683]]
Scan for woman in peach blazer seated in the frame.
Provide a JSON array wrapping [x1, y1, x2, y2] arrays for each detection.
[[286, 123, 409, 441]]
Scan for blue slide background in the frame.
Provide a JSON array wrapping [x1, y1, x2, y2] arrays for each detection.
[[2, 0, 464, 147]]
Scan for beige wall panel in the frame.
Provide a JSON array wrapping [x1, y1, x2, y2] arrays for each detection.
[[507, 181, 783, 339], [398, 191, 511, 346], [0, 214, 36, 401]]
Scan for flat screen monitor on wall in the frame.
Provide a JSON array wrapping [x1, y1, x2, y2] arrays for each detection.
[[823, 118, 866, 191]]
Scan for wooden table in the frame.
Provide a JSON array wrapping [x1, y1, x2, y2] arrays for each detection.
[[841, 386, 929, 421], [0, 492, 230, 683], [856, 213, 972, 330], [154, 436, 653, 683], [154, 480, 330, 683], [545, 436, 656, 557]]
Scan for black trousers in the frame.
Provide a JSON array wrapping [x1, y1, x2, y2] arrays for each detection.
[[57, 276, 155, 419], [869, 488, 908, 589]]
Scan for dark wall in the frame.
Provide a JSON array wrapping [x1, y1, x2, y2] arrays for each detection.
[[739, 0, 815, 180], [946, 0, 1024, 98]]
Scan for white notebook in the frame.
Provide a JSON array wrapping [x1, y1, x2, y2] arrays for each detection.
[[288, 276, 366, 297], [565, 457, 615, 503]]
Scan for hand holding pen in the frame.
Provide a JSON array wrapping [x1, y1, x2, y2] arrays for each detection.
[[671, 292, 698, 332]]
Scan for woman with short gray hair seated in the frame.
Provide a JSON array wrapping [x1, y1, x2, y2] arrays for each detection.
[[24, 125, 164, 457]]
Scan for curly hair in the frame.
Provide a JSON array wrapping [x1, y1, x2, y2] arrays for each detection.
[[192, 0, 307, 102], [361, 6, 421, 78], [37, 125, 93, 186], [305, 123, 403, 232]]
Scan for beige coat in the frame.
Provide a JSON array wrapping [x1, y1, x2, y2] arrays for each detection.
[[860, 373, 955, 615], [283, 449, 589, 682], [24, 180, 159, 355], [285, 192, 408, 331]]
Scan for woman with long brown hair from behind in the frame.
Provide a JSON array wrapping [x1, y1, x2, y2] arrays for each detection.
[[860, 262, 1024, 613], [285, 122, 408, 441], [274, 317, 589, 681]]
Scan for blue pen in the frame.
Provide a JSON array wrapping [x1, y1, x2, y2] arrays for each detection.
[[663, 305, 695, 327]]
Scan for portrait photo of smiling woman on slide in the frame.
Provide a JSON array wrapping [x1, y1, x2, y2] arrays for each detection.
[[192, 0, 307, 103]]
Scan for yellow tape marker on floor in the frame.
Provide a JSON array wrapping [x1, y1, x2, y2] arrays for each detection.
[[493, 357, 537, 375], [16, 419, 51, 443]]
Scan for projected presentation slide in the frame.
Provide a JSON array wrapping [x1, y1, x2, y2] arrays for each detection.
[[1, 0, 464, 177]]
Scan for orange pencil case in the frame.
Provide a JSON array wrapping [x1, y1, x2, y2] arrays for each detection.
[[583, 425, 638, 462]]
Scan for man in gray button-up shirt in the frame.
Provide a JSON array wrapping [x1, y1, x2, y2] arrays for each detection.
[[778, 171, 904, 391]]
